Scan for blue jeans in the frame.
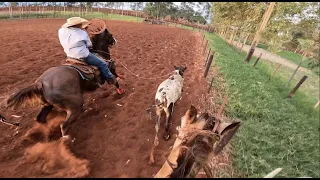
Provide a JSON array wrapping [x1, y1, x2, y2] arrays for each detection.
[[84, 53, 114, 80]]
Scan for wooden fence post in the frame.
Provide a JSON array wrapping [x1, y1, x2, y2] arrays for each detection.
[[287, 76, 308, 99], [244, 2, 276, 63], [253, 53, 263, 67], [208, 66, 219, 93], [204, 52, 215, 78], [285, 51, 306, 88], [285, 61, 303, 88], [269, 63, 281, 80], [201, 33, 205, 45], [203, 40, 208, 55], [204, 48, 211, 66]]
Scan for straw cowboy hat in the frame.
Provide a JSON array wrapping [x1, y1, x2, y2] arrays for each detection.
[[62, 17, 89, 28]]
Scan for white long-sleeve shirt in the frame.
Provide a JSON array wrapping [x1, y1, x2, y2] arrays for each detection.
[[58, 27, 92, 59]]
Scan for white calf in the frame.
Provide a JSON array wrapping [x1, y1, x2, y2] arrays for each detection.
[[153, 66, 187, 145]]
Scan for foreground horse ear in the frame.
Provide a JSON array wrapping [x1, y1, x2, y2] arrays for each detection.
[[182, 105, 198, 126], [214, 120, 241, 155], [184, 66, 187, 70]]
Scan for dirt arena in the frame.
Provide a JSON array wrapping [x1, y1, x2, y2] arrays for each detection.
[[0, 18, 211, 178]]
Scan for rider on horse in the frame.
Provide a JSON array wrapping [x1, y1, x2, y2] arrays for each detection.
[[58, 17, 124, 94]]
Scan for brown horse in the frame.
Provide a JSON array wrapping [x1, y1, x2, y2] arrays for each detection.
[[6, 25, 123, 139]]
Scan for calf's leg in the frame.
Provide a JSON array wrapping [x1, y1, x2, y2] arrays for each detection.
[[163, 103, 174, 141]]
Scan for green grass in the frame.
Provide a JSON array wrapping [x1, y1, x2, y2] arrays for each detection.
[[256, 43, 269, 50], [233, 37, 269, 50], [0, 11, 144, 22], [205, 33, 320, 178], [277, 50, 316, 69]]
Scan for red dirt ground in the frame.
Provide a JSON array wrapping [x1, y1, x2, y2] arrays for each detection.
[[0, 18, 211, 178]]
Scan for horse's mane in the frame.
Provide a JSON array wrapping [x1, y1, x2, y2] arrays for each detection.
[[169, 114, 218, 178]]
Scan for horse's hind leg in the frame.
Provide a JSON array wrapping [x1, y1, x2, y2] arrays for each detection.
[[36, 105, 54, 124], [60, 107, 81, 139]]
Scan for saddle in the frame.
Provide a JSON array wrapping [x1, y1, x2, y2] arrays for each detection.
[[62, 58, 102, 83]]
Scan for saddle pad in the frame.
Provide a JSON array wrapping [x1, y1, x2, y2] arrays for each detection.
[[66, 58, 88, 66], [63, 62, 98, 75]]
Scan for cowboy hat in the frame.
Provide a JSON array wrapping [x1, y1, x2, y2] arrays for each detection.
[[61, 17, 89, 28]]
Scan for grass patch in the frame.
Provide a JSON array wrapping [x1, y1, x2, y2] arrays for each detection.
[[0, 11, 144, 22], [204, 33, 319, 178], [277, 50, 315, 69], [256, 43, 269, 50]]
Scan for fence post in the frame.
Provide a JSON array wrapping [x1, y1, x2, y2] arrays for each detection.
[[201, 33, 205, 45], [204, 52, 215, 78], [285, 61, 303, 88], [253, 53, 263, 67], [207, 66, 219, 93], [203, 40, 208, 55], [269, 63, 281, 80], [204, 48, 211, 66], [287, 76, 308, 99]]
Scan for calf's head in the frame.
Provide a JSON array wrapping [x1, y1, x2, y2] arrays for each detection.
[[174, 65, 187, 77]]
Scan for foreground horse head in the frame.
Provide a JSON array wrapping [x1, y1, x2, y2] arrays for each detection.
[[154, 105, 241, 178], [5, 19, 121, 140]]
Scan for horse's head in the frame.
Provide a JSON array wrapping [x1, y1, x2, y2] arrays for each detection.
[[97, 28, 117, 47], [92, 28, 116, 50], [84, 20, 124, 83], [85, 20, 117, 60], [154, 105, 241, 178], [173, 65, 187, 77]]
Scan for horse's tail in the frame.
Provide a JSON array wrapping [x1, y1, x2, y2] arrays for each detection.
[[6, 82, 43, 108]]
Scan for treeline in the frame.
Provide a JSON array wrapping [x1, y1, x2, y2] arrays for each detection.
[[211, 2, 319, 68]]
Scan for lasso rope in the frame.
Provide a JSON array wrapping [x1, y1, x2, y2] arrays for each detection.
[[93, 50, 173, 80], [84, 19, 173, 80]]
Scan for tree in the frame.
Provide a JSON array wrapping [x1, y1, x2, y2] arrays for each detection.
[[260, 2, 308, 54], [8, 2, 19, 19], [86, 2, 93, 14], [143, 2, 206, 22], [130, 2, 145, 11]]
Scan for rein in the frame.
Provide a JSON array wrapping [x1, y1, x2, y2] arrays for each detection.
[[93, 50, 173, 80]]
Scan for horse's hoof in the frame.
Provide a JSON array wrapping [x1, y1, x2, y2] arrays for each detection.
[[117, 88, 125, 95], [62, 135, 71, 140], [163, 134, 170, 141], [148, 159, 155, 165]]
